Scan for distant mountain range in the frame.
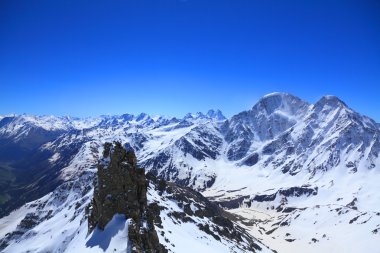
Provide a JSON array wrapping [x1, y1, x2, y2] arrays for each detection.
[[0, 92, 379, 253]]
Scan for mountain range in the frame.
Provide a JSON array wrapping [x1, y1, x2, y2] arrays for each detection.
[[0, 92, 379, 253]]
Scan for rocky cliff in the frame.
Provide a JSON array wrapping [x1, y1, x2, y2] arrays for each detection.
[[87, 142, 166, 253]]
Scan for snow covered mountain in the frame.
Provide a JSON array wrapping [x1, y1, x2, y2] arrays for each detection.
[[0, 93, 379, 252], [0, 142, 272, 253]]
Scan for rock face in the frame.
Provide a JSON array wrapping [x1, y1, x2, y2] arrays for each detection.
[[88, 142, 166, 253]]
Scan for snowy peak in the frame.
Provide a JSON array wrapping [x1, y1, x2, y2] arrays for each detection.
[[317, 95, 347, 106], [207, 109, 226, 120], [308, 94, 379, 132], [135, 112, 151, 122], [120, 113, 134, 121], [183, 110, 226, 121], [225, 93, 309, 147], [252, 92, 309, 116], [313, 95, 349, 113]]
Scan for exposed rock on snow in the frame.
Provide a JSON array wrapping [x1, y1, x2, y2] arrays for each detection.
[[88, 142, 166, 253]]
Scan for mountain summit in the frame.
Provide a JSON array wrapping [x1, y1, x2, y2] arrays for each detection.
[[253, 92, 310, 116]]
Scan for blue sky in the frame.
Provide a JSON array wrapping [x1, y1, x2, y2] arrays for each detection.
[[1, 0, 379, 120]]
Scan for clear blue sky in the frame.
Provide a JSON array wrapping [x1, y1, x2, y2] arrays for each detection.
[[1, 0, 379, 120]]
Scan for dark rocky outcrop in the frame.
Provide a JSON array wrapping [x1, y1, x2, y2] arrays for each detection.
[[87, 142, 166, 253], [217, 195, 251, 209], [242, 153, 259, 166], [252, 186, 318, 203]]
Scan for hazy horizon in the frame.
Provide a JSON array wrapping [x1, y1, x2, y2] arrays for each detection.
[[2, 91, 380, 123]]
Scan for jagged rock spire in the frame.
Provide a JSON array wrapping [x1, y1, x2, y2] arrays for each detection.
[[87, 141, 166, 253]]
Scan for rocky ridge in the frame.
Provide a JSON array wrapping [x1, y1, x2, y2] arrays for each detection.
[[88, 142, 166, 252]]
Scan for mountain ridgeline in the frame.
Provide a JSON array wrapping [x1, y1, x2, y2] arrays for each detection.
[[0, 92, 379, 253], [0, 92, 379, 214]]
